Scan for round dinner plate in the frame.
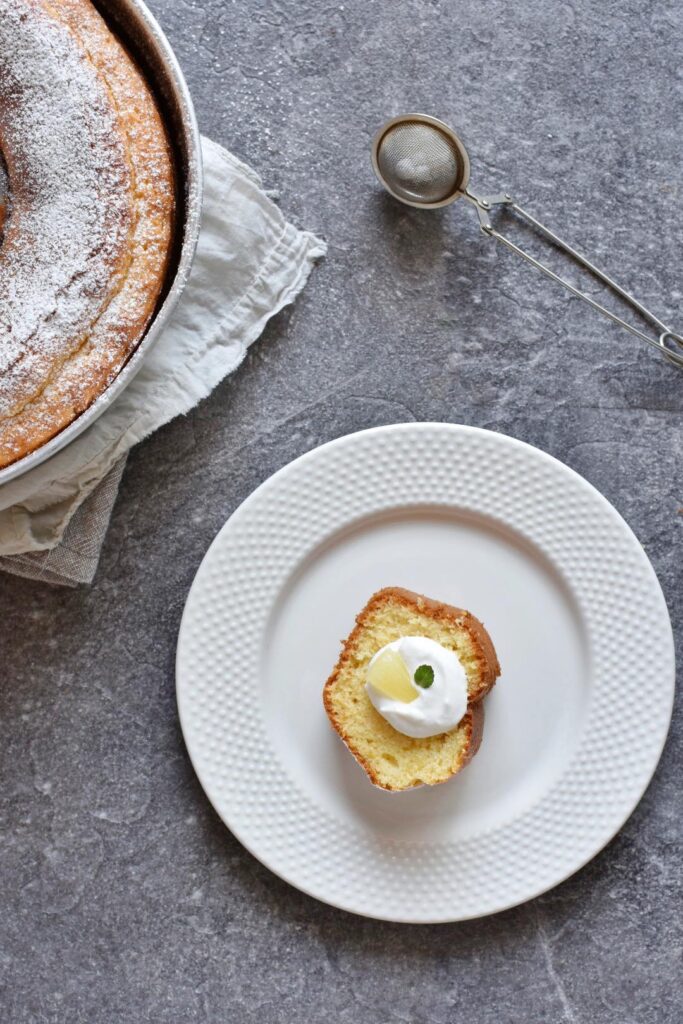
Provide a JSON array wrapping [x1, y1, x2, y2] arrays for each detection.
[[176, 424, 674, 922]]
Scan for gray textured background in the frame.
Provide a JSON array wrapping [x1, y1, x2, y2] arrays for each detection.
[[1, 1, 682, 1021]]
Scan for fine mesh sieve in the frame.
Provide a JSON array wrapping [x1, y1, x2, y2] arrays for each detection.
[[374, 117, 469, 207], [371, 113, 683, 368]]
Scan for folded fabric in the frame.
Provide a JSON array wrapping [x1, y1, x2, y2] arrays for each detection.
[[0, 136, 325, 585]]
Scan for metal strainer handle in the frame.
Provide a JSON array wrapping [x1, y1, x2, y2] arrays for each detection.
[[464, 189, 683, 369]]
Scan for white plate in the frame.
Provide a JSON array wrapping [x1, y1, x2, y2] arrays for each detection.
[[176, 424, 674, 922]]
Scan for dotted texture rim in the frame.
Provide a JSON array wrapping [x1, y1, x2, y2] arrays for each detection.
[[176, 424, 675, 923]]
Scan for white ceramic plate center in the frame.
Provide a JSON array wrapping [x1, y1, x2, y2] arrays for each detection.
[[263, 508, 588, 841]]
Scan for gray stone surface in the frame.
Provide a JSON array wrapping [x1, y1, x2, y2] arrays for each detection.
[[1, 0, 682, 1020]]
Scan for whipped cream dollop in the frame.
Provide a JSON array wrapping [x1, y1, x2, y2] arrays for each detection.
[[366, 636, 468, 738]]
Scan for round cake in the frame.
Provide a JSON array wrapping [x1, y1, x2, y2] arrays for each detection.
[[0, 0, 175, 469]]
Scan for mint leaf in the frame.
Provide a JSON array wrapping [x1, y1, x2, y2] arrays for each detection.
[[414, 664, 434, 689]]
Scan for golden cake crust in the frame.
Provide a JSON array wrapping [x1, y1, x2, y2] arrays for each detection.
[[323, 587, 500, 790], [0, 0, 175, 468]]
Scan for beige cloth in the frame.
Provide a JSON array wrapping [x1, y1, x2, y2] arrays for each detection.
[[0, 458, 127, 585], [0, 137, 325, 585]]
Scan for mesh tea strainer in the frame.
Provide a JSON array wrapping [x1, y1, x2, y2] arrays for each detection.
[[372, 113, 683, 369]]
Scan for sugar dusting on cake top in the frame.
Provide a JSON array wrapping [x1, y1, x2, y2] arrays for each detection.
[[0, 0, 132, 418], [0, 0, 175, 468], [0, 155, 8, 243]]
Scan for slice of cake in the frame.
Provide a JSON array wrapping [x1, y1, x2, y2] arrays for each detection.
[[323, 587, 500, 791]]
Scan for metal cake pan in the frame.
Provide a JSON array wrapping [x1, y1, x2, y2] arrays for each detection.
[[0, 0, 203, 486]]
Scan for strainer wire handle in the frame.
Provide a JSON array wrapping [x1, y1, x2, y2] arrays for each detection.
[[466, 190, 683, 368]]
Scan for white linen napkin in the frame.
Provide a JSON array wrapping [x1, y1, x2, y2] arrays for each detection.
[[0, 136, 326, 586]]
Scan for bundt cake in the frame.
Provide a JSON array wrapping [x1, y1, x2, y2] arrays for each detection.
[[0, 0, 175, 468]]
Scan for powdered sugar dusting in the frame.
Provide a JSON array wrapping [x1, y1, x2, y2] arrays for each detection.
[[0, 0, 132, 417], [0, 155, 8, 241]]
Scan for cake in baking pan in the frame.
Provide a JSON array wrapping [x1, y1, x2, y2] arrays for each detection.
[[0, 0, 175, 468]]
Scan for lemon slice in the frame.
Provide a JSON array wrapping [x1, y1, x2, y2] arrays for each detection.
[[367, 648, 418, 703]]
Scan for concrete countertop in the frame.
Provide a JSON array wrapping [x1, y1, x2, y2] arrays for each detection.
[[1, 1, 681, 1020]]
